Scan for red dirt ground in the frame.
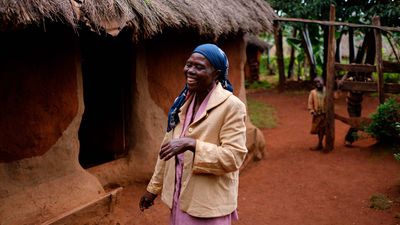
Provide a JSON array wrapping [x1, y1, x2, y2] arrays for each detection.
[[112, 89, 400, 225]]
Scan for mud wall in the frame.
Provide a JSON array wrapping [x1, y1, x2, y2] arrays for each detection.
[[0, 27, 104, 224], [0, 28, 78, 162]]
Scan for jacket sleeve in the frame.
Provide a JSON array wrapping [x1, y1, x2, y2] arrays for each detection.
[[146, 133, 170, 195], [192, 98, 248, 175], [146, 156, 166, 195]]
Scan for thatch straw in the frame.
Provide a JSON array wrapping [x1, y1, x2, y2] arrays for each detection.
[[0, 0, 276, 39], [245, 34, 270, 50], [0, 0, 76, 27]]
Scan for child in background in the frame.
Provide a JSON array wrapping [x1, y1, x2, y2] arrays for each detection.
[[308, 77, 327, 151]]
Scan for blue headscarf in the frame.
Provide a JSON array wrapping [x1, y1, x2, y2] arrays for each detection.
[[166, 43, 234, 132]]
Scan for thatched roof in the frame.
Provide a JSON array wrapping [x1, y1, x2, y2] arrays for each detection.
[[0, 0, 276, 39], [245, 34, 270, 51]]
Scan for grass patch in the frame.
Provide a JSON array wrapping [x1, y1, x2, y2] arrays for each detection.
[[370, 193, 392, 210], [247, 97, 277, 129], [245, 80, 273, 90]]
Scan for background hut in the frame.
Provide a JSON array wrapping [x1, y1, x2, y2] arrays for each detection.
[[244, 34, 270, 83], [0, 0, 275, 224]]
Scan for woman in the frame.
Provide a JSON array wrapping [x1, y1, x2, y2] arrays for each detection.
[[139, 43, 248, 225]]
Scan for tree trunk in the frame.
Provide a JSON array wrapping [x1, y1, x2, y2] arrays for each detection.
[[297, 56, 302, 80], [322, 26, 329, 82], [335, 30, 344, 63], [274, 21, 285, 92], [287, 28, 297, 79], [348, 27, 355, 63]]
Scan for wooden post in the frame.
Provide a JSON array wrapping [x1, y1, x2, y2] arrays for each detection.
[[325, 4, 336, 152], [373, 16, 385, 104], [274, 21, 285, 92]]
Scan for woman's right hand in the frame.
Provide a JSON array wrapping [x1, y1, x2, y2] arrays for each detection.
[[139, 191, 157, 211]]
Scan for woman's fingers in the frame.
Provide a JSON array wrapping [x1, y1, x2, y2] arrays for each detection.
[[139, 192, 157, 211], [159, 142, 173, 160], [159, 138, 190, 160]]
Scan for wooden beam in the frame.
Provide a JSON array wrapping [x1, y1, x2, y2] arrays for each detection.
[[334, 62, 400, 73], [340, 81, 377, 92], [373, 16, 385, 104], [325, 4, 336, 152], [41, 187, 123, 225], [334, 63, 376, 73], [383, 61, 400, 73], [274, 17, 400, 32], [340, 81, 400, 93]]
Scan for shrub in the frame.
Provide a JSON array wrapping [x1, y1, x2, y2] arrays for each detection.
[[365, 98, 400, 144], [369, 193, 392, 210]]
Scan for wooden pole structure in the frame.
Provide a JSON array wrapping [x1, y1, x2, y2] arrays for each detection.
[[275, 17, 400, 32], [325, 4, 336, 152], [373, 16, 385, 104], [274, 21, 285, 92]]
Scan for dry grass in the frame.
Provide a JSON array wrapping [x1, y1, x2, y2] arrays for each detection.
[[0, 0, 276, 40]]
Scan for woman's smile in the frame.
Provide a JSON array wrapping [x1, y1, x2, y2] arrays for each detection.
[[186, 77, 197, 85]]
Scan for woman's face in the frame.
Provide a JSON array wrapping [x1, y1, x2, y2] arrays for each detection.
[[184, 53, 218, 94]]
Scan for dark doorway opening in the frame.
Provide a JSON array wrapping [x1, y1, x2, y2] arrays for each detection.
[[78, 28, 133, 168]]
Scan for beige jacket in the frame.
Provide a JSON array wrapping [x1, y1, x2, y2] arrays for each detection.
[[146, 83, 248, 218]]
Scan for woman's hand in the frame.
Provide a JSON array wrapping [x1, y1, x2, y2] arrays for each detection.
[[139, 191, 157, 211], [159, 137, 196, 160]]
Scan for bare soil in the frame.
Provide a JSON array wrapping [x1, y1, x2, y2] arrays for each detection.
[[112, 89, 400, 225]]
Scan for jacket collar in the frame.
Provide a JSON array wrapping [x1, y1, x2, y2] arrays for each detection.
[[178, 82, 232, 125]]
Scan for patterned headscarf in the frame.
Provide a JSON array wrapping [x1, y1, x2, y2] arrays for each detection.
[[166, 44, 233, 132]]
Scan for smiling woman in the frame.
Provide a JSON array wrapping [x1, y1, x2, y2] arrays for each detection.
[[139, 43, 248, 225]]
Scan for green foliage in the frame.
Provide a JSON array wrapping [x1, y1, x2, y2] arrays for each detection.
[[267, 0, 331, 20], [365, 98, 400, 143], [247, 98, 277, 129], [371, 72, 400, 84], [394, 152, 400, 161], [364, 1, 400, 26], [384, 73, 400, 84], [267, 0, 400, 26], [259, 55, 268, 76], [369, 193, 392, 210]]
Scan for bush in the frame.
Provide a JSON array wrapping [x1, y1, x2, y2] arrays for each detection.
[[365, 98, 400, 144], [369, 193, 392, 210]]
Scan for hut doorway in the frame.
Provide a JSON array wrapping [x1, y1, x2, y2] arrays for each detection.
[[78, 29, 133, 168]]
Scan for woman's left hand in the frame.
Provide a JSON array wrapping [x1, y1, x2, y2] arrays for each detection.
[[159, 137, 196, 160]]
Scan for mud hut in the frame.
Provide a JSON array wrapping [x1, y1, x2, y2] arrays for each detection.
[[0, 1, 275, 224], [244, 34, 270, 83]]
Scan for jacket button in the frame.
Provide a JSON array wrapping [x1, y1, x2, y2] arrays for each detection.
[[188, 127, 193, 133]]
